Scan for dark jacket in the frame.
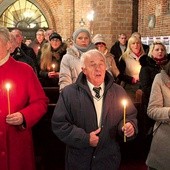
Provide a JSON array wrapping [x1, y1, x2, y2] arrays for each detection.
[[110, 41, 127, 66], [11, 47, 36, 73], [142, 44, 149, 54], [139, 55, 167, 105], [21, 43, 38, 72], [52, 71, 138, 170]]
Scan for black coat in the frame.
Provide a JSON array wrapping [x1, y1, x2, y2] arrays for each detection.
[[139, 55, 165, 105], [11, 47, 36, 73], [21, 43, 38, 72], [139, 55, 169, 136], [110, 41, 127, 66]]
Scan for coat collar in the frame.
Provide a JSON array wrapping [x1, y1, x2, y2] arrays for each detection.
[[161, 70, 170, 88], [75, 71, 115, 94]]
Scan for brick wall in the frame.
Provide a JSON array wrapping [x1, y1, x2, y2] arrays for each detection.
[[138, 0, 170, 37], [2, 0, 170, 49], [36, 0, 133, 48]]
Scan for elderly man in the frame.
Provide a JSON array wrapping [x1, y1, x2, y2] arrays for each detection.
[[52, 49, 138, 170]]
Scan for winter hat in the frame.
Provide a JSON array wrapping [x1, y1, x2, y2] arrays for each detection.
[[49, 32, 62, 41], [72, 28, 91, 42], [92, 34, 106, 45]]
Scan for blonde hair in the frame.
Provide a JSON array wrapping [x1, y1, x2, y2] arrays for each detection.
[[121, 35, 145, 60], [40, 43, 53, 71], [148, 41, 167, 58]]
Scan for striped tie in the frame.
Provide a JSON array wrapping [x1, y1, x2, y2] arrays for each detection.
[[93, 87, 101, 99]]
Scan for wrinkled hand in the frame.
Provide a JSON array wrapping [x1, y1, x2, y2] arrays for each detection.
[[6, 112, 24, 125], [89, 128, 101, 147], [122, 122, 135, 137]]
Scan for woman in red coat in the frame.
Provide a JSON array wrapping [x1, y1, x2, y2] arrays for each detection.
[[0, 27, 49, 170]]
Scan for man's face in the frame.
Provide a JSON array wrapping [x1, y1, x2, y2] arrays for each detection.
[[36, 31, 45, 43], [9, 35, 17, 53], [11, 30, 23, 46], [118, 34, 127, 46], [82, 54, 106, 86]]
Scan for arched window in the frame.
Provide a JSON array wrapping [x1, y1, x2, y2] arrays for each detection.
[[0, 0, 48, 29]]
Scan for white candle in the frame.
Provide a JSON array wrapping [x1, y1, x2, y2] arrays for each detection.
[[5, 83, 11, 115], [122, 99, 127, 142]]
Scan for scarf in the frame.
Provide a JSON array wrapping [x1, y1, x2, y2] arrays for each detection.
[[154, 57, 168, 66], [73, 42, 95, 54]]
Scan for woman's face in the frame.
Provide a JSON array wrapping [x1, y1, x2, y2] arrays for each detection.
[[152, 44, 165, 59], [130, 41, 141, 54], [50, 38, 61, 49], [75, 32, 90, 47], [95, 42, 106, 53]]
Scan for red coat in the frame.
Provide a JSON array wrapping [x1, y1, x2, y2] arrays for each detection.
[[0, 57, 48, 170]]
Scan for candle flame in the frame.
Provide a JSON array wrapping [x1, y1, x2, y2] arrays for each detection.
[[122, 99, 127, 107], [52, 64, 55, 69], [5, 83, 11, 91]]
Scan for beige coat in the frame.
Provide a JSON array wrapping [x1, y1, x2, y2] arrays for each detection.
[[146, 70, 170, 170]]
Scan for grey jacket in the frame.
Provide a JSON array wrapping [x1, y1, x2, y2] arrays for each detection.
[[146, 70, 170, 170]]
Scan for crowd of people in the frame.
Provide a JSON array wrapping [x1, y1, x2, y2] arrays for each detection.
[[0, 25, 170, 170]]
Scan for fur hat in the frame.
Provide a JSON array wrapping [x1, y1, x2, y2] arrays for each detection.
[[49, 32, 62, 41], [92, 34, 106, 45]]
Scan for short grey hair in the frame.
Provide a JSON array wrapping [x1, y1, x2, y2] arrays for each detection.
[[0, 27, 10, 43], [81, 49, 106, 68]]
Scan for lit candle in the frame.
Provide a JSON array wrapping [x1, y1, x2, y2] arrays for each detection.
[[122, 99, 127, 142], [5, 83, 11, 115], [51, 64, 56, 72]]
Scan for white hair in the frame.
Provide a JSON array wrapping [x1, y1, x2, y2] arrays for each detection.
[[81, 49, 106, 68]]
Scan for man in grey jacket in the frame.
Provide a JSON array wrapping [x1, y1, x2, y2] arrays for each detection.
[[52, 49, 138, 170]]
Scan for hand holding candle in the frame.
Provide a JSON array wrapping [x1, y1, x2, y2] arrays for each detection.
[[122, 99, 127, 142], [51, 64, 56, 72], [5, 83, 11, 115]]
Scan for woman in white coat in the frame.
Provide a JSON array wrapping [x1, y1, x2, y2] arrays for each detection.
[[146, 60, 170, 170], [59, 28, 95, 91]]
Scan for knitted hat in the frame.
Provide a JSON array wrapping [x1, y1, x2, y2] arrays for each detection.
[[49, 32, 62, 41], [92, 34, 106, 45], [72, 28, 91, 42]]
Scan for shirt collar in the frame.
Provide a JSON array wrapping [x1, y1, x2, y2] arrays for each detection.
[[87, 80, 105, 96]]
